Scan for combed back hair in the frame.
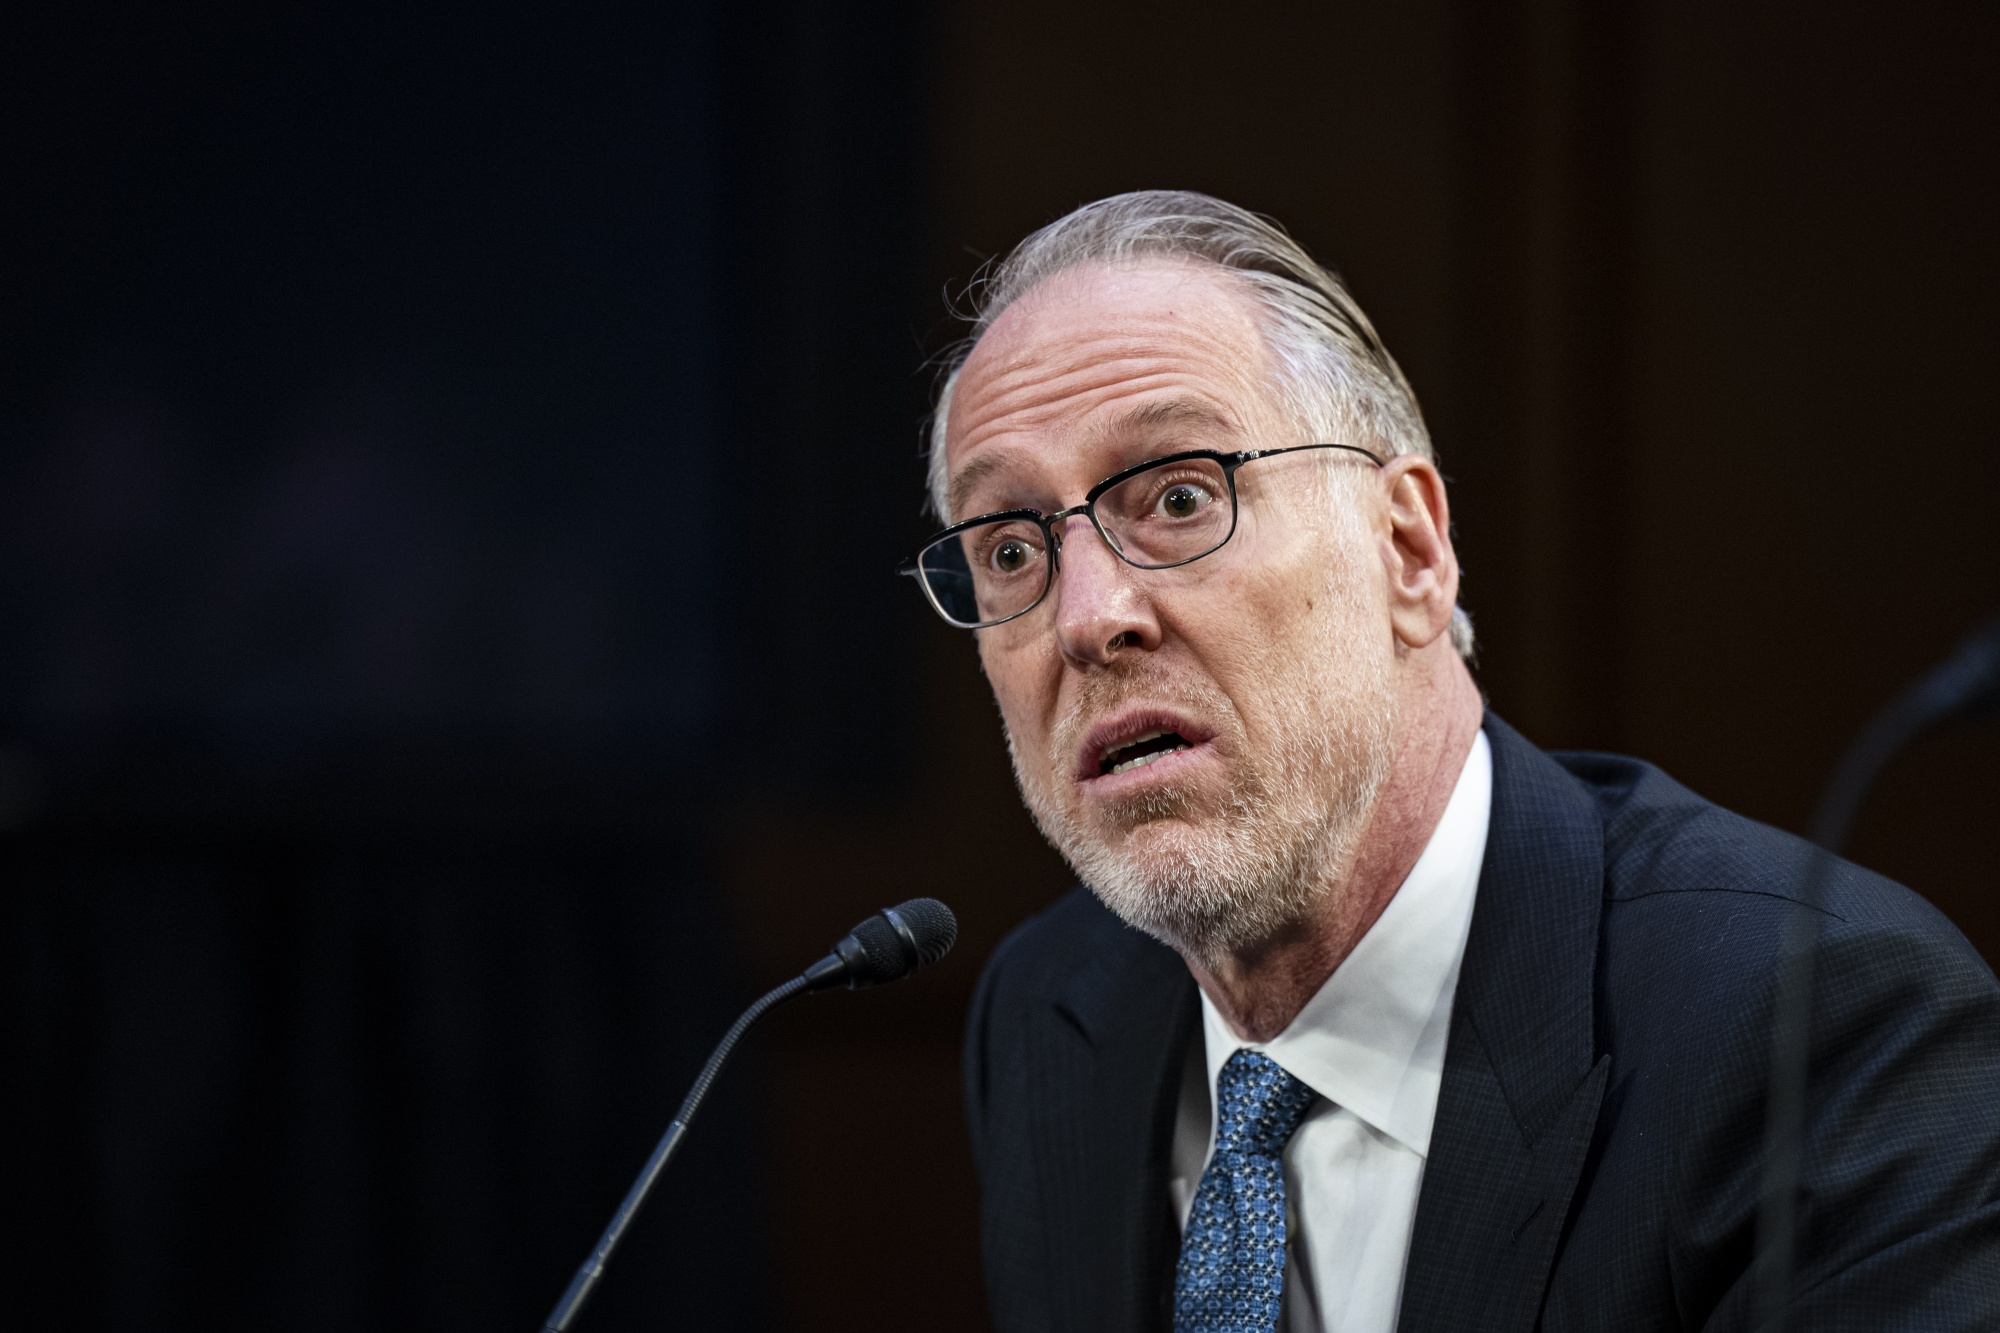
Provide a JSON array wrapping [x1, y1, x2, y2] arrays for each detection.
[[925, 189, 1475, 660]]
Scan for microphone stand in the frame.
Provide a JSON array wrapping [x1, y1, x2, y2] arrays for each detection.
[[541, 953, 843, 1333], [1752, 615, 2000, 1332], [538, 897, 953, 1331]]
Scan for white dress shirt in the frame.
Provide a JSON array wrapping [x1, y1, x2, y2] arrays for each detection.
[[1169, 730, 1492, 1333]]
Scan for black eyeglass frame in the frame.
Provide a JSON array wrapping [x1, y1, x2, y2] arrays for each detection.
[[898, 442, 1385, 630]]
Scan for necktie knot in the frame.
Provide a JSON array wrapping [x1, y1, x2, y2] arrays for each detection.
[[1215, 1050, 1316, 1158]]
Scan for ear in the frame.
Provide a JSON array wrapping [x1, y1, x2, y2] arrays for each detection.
[[1378, 455, 1460, 652]]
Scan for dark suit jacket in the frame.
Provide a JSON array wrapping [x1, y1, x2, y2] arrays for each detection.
[[963, 715, 2000, 1331]]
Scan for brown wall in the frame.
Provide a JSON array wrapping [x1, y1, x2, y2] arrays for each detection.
[[735, 2, 2000, 1327]]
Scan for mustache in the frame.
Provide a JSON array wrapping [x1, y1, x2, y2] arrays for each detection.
[[1047, 664, 1238, 763]]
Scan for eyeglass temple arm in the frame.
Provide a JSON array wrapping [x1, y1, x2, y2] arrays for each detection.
[[1236, 443, 1385, 466]]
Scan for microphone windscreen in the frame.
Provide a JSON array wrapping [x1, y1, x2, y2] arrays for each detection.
[[836, 899, 959, 986], [844, 914, 915, 985], [886, 897, 958, 967]]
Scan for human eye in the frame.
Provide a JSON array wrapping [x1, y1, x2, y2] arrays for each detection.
[[1135, 468, 1225, 521], [972, 522, 1046, 578], [1157, 479, 1218, 518]]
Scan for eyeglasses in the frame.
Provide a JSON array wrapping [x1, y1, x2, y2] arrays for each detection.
[[899, 444, 1384, 629]]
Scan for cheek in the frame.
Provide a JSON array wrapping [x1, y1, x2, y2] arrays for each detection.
[[977, 634, 1057, 746], [1184, 531, 1339, 652], [1159, 536, 1374, 719]]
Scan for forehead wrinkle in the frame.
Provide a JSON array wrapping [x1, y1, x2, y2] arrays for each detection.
[[944, 266, 1278, 518], [946, 374, 1236, 520], [951, 333, 1266, 459], [955, 358, 1205, 446], [953, 291, 1267, 429], [1079, 395, 1243, 454], [946, 358, 1210, 509]]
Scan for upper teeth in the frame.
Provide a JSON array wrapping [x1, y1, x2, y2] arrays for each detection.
[[1104, 729, 1164, 758]]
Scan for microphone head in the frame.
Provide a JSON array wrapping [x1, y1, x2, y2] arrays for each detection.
[[1906, 613, 2000, 731], [1957, 615, 2000, 718], [884, 897, 958, 967], [835, 898, 958, 987]]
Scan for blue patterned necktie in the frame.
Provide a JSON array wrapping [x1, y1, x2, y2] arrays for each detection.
[[1174, 1049, 1318, 1333]]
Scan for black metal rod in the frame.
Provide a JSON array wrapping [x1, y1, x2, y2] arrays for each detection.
[[1752, 843, 1835, 1333], [1752, 618, 2000, 1331], [542, 972, 813, 1333]]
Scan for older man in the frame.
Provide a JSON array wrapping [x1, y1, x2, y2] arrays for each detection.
[[906, 192, 2000, 1332]]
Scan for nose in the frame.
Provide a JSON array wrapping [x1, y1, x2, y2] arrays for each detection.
[[1050, 513, 1162, 669]]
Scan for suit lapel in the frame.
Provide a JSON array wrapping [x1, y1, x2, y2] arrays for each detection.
[[1399, 715, 1610, 1333], [1026, 911, 1198, 1333]]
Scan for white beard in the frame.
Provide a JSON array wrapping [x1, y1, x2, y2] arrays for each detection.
[[1005, 557, 1399, 967]]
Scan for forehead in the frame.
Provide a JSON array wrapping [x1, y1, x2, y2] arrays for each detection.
[[943, 260, 1279, 513]]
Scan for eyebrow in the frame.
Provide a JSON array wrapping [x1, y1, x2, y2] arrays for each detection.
[[946, 453, 1011, 522], [1093, 397, 1238, 443], [945, 397, 1241, 521]]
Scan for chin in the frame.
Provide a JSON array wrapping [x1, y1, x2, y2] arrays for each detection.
[[1058, 806, 1328, 963]]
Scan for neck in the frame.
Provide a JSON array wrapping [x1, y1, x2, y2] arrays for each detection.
[[1184, 656, 1485, 1042]]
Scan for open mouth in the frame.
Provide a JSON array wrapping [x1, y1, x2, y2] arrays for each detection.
[[1098, 729, 1195, 777]]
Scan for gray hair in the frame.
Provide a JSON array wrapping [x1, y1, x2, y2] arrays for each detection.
[[925, 190, 1474, 660]]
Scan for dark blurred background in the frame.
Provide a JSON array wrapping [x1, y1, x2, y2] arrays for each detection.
[[2, 1, 1994, 1328]]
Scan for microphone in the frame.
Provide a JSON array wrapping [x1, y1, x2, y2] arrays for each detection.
[[1809, 614, 2000, 854], [542, 898, 957, 1332], [803, 896, 960, 989], [1754, 614, 1999, 1331]]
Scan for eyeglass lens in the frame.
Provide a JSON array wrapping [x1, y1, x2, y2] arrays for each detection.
[[916, 454, 1235, 627]]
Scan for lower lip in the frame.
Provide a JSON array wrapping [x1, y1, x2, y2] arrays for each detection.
[[1078, 739, 1216, 795]]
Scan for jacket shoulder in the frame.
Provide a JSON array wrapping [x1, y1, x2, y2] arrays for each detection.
[[1553, 746, 1981, 943], [1540, 747, 2000, 1322], [1554, 745, 1995, 1043]]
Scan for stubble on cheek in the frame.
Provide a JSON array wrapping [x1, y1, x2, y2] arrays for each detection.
[[991, 512, 1399, 962], [1000, 657, 1279, 940]]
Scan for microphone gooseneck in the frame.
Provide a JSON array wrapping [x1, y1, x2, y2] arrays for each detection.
[[542, 898, 957, 1333], [1753, 614, 1998, 1332]]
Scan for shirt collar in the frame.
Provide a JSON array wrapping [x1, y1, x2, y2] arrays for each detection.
[[1200, 729, 1491, 1157]]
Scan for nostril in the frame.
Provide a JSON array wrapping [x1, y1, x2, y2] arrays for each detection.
[[1107, 630, 1140, 654]]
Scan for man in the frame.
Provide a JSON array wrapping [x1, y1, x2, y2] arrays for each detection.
[[904, 191, 2000, 1331]]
